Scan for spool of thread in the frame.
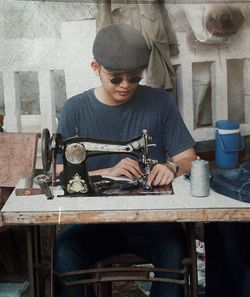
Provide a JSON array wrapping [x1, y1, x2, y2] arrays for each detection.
[[190, 159, 210, 197]]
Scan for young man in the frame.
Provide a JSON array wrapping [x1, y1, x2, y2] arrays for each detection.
[[55, 24, 196, 297]]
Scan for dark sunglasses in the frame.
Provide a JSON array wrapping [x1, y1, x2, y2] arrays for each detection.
[[110, 76, 143, 85]]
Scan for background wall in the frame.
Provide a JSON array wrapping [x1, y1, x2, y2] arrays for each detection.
[[0, 0, 250, 143]]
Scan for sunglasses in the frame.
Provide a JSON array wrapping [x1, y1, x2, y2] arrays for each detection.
[[110, 76, 143, 85]]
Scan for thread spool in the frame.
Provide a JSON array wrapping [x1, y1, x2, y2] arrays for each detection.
[[190, 159, 210, 197]]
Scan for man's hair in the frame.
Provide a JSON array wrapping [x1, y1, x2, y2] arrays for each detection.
[[92, 24, 150, 72]]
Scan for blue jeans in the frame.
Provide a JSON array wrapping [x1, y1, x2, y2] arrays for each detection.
[[210, 161, 250, 202], [55, 222, 187, 297]]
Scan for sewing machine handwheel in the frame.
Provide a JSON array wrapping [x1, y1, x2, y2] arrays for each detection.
[[41, 128, 52, 172]]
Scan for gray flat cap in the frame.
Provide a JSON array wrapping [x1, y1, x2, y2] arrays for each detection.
[[92, 24, 150, 72]]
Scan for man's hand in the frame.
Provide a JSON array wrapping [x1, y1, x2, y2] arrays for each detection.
[[89, 148, 197, 185], [147, 147, 197, 187], [107, 158, 143, 179], [89, 157, 143, 180], [147, 164, 175, 186]]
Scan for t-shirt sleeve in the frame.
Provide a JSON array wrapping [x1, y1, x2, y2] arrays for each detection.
[[162, 95, 195, 157]]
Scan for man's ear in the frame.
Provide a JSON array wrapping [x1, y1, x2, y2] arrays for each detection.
[[91, 59, 100, 76]]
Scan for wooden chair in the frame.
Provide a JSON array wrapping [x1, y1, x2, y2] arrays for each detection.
[[0, 132, 38, 273]]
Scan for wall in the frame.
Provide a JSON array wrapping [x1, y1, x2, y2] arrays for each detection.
[[0, 0, 250, 143]]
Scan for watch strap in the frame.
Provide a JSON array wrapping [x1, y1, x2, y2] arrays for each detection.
[[165, 160, 179, 177]]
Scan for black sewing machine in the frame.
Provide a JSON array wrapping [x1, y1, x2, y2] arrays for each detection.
[[41, 129, 172, 196]]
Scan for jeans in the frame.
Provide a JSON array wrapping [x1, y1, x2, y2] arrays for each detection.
[[205, 222, 250, 297], [55, 222, 187, 297], [210, 161, 250, 202]]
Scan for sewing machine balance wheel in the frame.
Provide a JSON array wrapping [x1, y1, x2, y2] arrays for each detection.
[[41, 128, 52, 172]]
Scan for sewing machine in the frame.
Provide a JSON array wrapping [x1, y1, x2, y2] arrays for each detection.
[[41, 129, 160, 196]]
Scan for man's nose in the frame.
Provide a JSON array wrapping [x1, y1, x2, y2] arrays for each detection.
[[119, 76, 130, 87]]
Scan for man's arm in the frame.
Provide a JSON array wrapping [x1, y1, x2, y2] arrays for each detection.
[[56, 158, 143, 180], [171, 147, 197, 177], [56, 149, 197, 185]]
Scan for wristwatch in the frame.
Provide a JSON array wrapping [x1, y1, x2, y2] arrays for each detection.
[[165, 160, 179, 177]]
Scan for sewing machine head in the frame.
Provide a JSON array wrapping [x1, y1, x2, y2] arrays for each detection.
[[41, 129, 157, 195]]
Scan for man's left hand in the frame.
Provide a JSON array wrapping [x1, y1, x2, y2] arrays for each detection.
[[147, 164, 175, 186]]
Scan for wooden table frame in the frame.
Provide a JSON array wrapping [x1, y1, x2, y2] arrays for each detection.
[[2, 176, 250, 297]]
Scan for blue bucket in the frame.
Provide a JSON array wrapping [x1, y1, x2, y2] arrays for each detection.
[[215, 120, 244, 169]]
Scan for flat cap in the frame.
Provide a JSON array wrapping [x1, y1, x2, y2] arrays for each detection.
[[92, 24, 150, 72]]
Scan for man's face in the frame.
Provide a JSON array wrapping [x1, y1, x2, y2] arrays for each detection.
[[92, 61, 143, 105]]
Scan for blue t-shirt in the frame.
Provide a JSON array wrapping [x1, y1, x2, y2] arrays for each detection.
[[57, 85, 195, 170]]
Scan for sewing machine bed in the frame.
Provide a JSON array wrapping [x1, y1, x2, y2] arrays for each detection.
[[101, 184, 173, 196], [57, 175, 174, 197], [89, 176, 174, 197]]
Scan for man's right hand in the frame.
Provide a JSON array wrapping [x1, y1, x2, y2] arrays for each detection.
[[89, 157, 143, 180], [106, 157, 143, 179]]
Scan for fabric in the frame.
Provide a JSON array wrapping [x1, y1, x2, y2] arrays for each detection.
[[96, 2, 179, 90], [57, 85, 195, 170], [139, 3, 178, 89], [92, 24, 150, 72], [210, 162, 250, 203]]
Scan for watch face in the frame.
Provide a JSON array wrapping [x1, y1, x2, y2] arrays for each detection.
[[65, 143, 86, 164]]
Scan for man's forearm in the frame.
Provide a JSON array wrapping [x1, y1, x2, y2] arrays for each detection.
[[171, 148, 197, 177], [89, 168, 111, 176], [174, 156, 197, 177]]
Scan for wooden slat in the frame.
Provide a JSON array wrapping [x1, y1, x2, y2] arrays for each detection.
[[2, 208, 250, 225]]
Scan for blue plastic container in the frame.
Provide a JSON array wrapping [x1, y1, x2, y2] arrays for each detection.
[[215, 120, 244, 169]]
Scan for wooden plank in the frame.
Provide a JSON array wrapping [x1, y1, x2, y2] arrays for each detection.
[[2, 208, 250, 225], [0, 133, 38, 187]]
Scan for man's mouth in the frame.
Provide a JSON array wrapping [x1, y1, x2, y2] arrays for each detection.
[[117, 91, 129, 96]]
